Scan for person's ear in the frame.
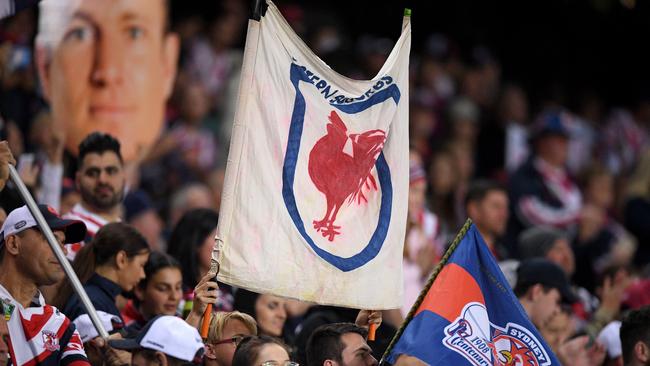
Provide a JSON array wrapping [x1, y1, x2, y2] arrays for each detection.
[[35, 45, 53, 102], [204, 344, 217, 360], [528, 284, 544, 302], [635, 341, 650, 362], [4, 235, 21, 256], [156, 351, 168, 366], [324, 360, 337, 366], [161, 33, 180, 100], [115, 250, 128, 270]]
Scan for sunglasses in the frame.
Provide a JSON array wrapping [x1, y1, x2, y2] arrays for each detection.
[[212, 335, 245, 346], [260, 362, 299, 366]]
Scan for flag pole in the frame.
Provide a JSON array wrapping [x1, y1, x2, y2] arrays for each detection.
[[369, 8, 412, 343], [201, 0, 266, 339], [8, 165, 109, 339], [379, 218, 473, 364]]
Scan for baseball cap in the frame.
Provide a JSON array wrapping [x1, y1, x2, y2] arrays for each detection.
[[530, 110, 571, 142], [109, 315, 204, 363], [0, 204, 86, 248], [516, 258, 577, 304], [73, 311, 124, 343]]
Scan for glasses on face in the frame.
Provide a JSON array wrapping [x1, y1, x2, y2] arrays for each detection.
[[212, 335, 245, 346], [260, 362, 299, 366]]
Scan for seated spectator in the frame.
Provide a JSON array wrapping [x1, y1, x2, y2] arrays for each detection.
[[168, 184, 216, 227], [465, 179, 509, 259], [518, 227, 575, 277], [0, 204, 90, 365], [295, 309, 383, 366], [233, 289, 288, 341], [121, 251, 183, 335], [403, 150, 441, 317], [515, 259, 606, 365], [72, 311, 127, 366], [167, 208, 233, 315], [620, 305, 650, 366], [507, 110, 582, 254], [56, 222, 150, 321], [232, 335, 294, 366], [575, 163, 636, 292], [146, 82, 218, 179], [64, 132, 126, 260], [110, 315, 205, 366], [514, 258, 576, 330], [306, 323, 377, 366], [123, 190, 164, 251], [203, 311, 258, 366]]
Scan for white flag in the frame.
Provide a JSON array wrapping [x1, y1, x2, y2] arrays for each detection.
[[215, 0, 411, 309]]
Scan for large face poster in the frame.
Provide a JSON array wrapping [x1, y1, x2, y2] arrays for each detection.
[[34, 0, 180, 161]]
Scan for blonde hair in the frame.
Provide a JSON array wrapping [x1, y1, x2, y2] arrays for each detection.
[[204, 311, 257, 343]]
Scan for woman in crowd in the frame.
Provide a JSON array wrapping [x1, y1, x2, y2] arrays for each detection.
[[55, 222, 150, 321], [233, 289, 289, 343], [232, 336, 295, 366], [203, 311, 258, 366], [167, 208, 234, 314], [121, 251, 183, 334]]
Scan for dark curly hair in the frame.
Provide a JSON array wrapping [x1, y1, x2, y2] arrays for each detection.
[[78, 132, 123, 164]]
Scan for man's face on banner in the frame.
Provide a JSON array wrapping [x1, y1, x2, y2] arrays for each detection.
[[36, 0, 179, 161]]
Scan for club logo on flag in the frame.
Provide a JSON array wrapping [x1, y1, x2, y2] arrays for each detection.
[[282, 63, 400, 272], [215, 0, 410, 308], [443, 302, 550, 366]]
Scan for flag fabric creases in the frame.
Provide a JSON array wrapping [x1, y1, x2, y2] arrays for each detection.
[[214, 0, 411, 309]]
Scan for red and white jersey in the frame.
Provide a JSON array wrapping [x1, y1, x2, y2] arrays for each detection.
[[0, 285, 90, 366], [63, 203, 113, 260]]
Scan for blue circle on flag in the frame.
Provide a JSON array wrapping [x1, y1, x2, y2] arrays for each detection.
[[281, 63, 400, 272]]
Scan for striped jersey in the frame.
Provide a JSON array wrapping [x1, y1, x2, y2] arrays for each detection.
[[0, 285, 89, 366], [62, 204, 113, 261]]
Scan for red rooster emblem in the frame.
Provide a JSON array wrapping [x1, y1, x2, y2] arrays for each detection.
[[308, 111, 386, 241]]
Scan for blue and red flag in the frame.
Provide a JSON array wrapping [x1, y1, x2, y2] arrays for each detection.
[[386, 223, 560, 366]]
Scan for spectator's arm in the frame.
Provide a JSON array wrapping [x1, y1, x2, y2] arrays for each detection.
[[0, 140, 15, 191]]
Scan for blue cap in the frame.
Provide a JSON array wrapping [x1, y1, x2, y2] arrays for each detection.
[[531, 110, 570, 141]]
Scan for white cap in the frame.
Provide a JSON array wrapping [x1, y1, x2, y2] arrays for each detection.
[[0, 204, 86, 246], [597, 320, 622, 358], [109, 315, 204, 363], [73, 311, 124, 343]]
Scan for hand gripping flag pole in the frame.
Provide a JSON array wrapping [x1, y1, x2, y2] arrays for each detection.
[[8, 164, 109, 339], [379, 219, 473, 364]]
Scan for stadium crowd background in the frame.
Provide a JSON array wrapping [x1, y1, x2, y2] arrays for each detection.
[[2, 0, 650, 365]]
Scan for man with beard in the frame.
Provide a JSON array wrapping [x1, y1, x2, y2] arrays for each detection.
[[64, 132, 125, 260]]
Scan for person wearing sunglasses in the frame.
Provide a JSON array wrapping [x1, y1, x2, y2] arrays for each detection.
[[232, 336, 296, 366], [204, 311, 258, 366]]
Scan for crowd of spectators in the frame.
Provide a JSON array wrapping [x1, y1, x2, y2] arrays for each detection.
[[1, 0, 650, 365]]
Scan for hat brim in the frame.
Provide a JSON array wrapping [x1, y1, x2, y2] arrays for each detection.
[[108, 338, 141, 351], [48, 218, 87, 244]]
